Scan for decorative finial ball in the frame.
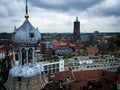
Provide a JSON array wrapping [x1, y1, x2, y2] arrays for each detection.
[[25, 14, 29, 19]]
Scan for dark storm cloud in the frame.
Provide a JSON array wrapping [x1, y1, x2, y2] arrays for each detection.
[[86, 0, 120, 17], [0, 0, 120, 33], [101, 6, 120, 17], [28, 0, 120, 17], [29, 0, 104, 12], [0, 0, 120, 18]]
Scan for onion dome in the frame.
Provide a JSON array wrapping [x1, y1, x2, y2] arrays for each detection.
[[12, 19, 41, 46], [12, 0, 41, 47]]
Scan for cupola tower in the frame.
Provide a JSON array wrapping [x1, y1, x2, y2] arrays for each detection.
[[5, 0, 47, 90]]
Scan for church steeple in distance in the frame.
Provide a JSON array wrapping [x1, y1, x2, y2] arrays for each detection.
[[24, 0, 29, 19], [76, 16, 78, 22], [73, 16, 80, 42]]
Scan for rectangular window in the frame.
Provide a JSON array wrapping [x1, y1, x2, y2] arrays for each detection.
[[17, 77, 22, 82], [53, 64, 56, 68], [56, 64, 59, 67]]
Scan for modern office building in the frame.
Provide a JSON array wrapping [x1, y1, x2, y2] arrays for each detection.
[[65, 55, 120, 72], [38, 58, 64, 76]]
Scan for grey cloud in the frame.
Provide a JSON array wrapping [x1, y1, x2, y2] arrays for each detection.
[[29, 0, 120, 17], [86, 0, 120, 17], [11, 19, 21, 23], [0, 0, 119, 18], [102, 7, 120, 17], [29, 0, 104, 12], [0, 11, 6, 17], [0, 0, 23, 17], [111, 18, 120, 26]]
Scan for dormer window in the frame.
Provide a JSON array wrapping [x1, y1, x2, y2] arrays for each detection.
[[29, 33, 34, 38]]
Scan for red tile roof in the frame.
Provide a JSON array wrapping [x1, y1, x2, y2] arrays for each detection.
[[63, 81, 87, 90], [86, 46, 99, 55], [117, 74, 120, 83], [102, 71, 117, 82], [69, 43, 76, 47], [0, 47, 6, 53], [52, 42, 84, 49], [51, 70, 120, 90], [115, 50, 120, 54], [74, 70, 103, 81], [52, 42, 68, 47], [54, 70, 74, 82]]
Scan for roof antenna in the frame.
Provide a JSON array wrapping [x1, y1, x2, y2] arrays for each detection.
[[24, 0, 29, 19]]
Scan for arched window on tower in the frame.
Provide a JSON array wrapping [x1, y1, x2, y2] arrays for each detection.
[[28, 48, 32, 62], [22, 48, 26, 65]]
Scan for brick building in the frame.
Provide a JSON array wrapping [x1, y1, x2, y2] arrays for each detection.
[[73, 17, 80, 42], [45, 70, 120, 90]]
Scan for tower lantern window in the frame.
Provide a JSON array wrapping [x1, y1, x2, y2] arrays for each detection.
[[29, 33, 34, 38]]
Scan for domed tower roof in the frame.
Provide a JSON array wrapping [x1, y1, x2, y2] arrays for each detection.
[[12, 19, 41, 46], [12, 0, 41, 47]]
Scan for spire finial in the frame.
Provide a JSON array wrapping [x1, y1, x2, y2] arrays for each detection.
[[25, 0, 29, 19], [76, 16, 78, 22], [26, 0, 28, 14]]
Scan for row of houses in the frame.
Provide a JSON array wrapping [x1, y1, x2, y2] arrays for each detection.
[[1, 43, 120, 77], [46, 70, 120, 90], [39, 41, 119, 58]]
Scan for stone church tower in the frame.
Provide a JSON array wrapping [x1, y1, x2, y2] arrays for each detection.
[[73, 17, 80, 42]]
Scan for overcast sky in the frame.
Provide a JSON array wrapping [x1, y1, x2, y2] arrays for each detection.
[[0, 0, 120, 33]]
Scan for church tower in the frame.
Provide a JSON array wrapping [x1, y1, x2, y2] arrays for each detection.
[[5, 0, 47, 90], [73, 17, 80, 42]]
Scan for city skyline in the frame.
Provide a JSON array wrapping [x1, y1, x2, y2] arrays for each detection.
[[0, 0, 120, 33]]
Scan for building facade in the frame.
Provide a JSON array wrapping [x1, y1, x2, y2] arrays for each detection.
[[65, 55, 120, 72], [38, 59, 64, 76], [53, 46, 73, 55]]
